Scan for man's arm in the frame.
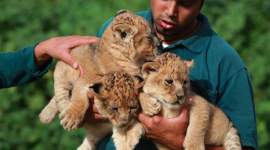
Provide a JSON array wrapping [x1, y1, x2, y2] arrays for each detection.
[[217, 69, 257, 150], [0, 35, 99, 88], [34, 35, 99, 68]]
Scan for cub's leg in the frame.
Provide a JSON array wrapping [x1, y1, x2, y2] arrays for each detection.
[[125, 122, 145, 150], [59, 74, 99, 130], [153, 141, 171, 150], [77, 123, 112, 150], [223, 123, 242, 150], [139, 92, 161, 116], [54, 61, 79, 112], [39, 96, 58, 124], [184, 94, 211, 150], [112, 122, 145, 150]]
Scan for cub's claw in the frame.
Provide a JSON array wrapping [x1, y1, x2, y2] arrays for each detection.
[[59, 108, 83, 130], [141, 97, 161, 116]]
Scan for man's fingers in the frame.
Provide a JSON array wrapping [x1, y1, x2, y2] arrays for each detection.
[[88, 92, 94, 100], [59, 52, 77, 69], [186, 98, 193, 106], [71, 36, 100, 47], [138, 112, 151, 124], [90, 103, 99, 113]]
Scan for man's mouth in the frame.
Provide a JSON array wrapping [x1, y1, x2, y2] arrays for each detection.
[[160, 20, 175, 30]]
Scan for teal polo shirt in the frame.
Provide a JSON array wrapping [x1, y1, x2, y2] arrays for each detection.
[[96, 9, 258, 150], [0, 44, 52, 88]]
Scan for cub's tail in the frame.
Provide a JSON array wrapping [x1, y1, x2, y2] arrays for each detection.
[[39, 96, 58, 124]]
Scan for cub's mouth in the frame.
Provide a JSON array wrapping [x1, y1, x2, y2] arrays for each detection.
[[156, 98, 180, 106]]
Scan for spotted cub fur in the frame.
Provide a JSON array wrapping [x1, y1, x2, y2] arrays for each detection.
[[140, 52, 242, 150], [77, 72, 144, 150], [39, 10, 159, 130]]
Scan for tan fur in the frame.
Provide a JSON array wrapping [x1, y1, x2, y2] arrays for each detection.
[[140, 52, 242, 150], [77, 72, 144, 150], [39, 10, 159, 131]]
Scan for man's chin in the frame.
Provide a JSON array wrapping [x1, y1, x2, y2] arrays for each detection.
[[156, 28, 174, 37]]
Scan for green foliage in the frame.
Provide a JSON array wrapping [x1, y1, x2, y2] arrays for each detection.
[[0, 0, 269, 149], [202, 1, 270, 149]]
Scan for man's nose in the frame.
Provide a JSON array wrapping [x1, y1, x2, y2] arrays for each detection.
[[166, 1, 178, 17]]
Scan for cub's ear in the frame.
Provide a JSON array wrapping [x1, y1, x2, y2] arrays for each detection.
[[132, 75, 145, 91], [141, 62, 160, 79], [112, 24, 138, 42], [89, 83, 102, 94], [89, 82, 107, 100], [184, 59, 194, 69]]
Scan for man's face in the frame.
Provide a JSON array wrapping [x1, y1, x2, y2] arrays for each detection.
[[151, 0, 201, 37]]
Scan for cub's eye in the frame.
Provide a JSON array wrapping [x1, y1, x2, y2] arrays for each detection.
[[110, 106, 118, 112], [165, 79, 173, 85], [183, 80, 188, 85], [146, 36, 153, 41], [130, 106, 137, 110]]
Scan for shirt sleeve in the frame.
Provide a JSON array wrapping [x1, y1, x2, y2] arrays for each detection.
[[0, 44, 52, 88], [96, 17, 114, 38], [217, 68, 258, 149]]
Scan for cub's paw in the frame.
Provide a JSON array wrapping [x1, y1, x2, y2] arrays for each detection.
[[59, 107, 83, 130], [126, 123, 145, 150], [141, 97, 161, 116], [39, 109, 57, 124], [184, 139, 205, 150], [77, 145, 90, 150], [39, 111, 57, 124]]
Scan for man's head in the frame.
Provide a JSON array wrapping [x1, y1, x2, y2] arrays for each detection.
[[151, 0, 203, 39]]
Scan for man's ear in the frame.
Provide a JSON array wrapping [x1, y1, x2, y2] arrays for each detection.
[[112, 24, 138, 42], [141, 62, 160, 79], [184, 59, 194, 69]]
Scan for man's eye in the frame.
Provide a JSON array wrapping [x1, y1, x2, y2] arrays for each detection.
[[179, 1, 195, 7]]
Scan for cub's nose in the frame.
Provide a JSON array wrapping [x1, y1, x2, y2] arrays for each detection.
[[176, 94, 184, 100], [120, 119, 129, 125]]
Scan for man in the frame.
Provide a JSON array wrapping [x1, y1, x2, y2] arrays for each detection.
[[0, 36, 99, 88], [88, 0, 258, 149]]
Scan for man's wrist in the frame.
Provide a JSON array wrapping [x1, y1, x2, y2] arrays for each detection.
[[34, 42, 51, 67]]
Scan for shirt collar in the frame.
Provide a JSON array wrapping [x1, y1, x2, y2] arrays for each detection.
[[144, 9, 212, 54]]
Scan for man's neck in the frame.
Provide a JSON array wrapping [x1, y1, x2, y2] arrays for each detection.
[[154, 19, 202, 45]]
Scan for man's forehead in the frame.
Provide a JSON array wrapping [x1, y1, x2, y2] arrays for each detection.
[[176, 0, 198, 2], [177, 0, 197, 1]]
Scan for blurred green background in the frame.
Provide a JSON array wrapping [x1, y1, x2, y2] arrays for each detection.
[[0, 0, 269, 150]]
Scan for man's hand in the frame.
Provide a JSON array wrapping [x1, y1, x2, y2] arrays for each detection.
[[82, 92, 108, 123], [34, 35, 100, 68], [138, 98, 192, 150]]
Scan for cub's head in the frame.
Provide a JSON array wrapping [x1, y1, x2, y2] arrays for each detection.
[[102, 10, 159, 66], [89, 72, 142, 127], [141, 52, 194, 109]]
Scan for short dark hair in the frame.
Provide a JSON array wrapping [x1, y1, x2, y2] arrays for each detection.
[[200, 0, 204, 9]]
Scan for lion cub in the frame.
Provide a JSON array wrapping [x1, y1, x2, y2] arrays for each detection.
[[76, 72, 144, 150], [39, 10, 158, 130], [139, 52, 242, 150]]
